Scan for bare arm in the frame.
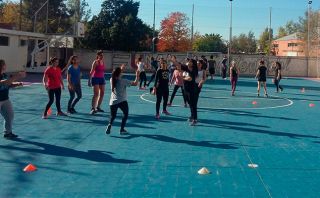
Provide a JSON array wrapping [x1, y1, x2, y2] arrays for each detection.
[[0, 72, 25, 86], [131, 70, 140, 86], [89, 60, 97, 77]]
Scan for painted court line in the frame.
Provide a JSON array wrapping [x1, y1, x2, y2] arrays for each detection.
[[140, 92, 294, 110]]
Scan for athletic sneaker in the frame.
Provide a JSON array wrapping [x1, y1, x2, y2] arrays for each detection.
[[96, 107, 104, 112], [42, 115, 48, 119], [90, 108, 97, 115], [167, 103, 172, 106], [57, 112, 68, 116], [4, 133, 18, 139], [105, 124, 111, 134], [280, 87, 284, 92], [71, 108, 77, 113], [120, 129, 129, 135], [190, 120, 197, 126], [155, 114, 160, 119], [162, 110, 171, 115], [265, 94, 268, 98]]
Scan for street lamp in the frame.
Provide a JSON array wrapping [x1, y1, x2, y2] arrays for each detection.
[[308, 0, 312, 57], [228, 0, 233, 68], [152, 0, 156, 54]]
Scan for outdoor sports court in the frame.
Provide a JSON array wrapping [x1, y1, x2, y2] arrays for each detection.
[[1, 75, 319, 198]]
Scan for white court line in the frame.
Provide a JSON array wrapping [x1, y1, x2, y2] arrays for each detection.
[[140, 90, 294, 110]]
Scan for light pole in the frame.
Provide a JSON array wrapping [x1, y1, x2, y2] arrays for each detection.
[[152, 0, 156, 54], [228, 0, 233, 68], [308, 1, 312, 58]]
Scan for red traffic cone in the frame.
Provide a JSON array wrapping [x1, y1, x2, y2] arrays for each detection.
[[23, 164, 37, 172]]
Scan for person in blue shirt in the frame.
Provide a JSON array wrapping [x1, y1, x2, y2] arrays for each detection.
[[67, 55, 82, 114]]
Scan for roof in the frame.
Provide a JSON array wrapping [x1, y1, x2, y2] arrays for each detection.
[[275, 33, 300, 41], [0, 28, 47, 39]]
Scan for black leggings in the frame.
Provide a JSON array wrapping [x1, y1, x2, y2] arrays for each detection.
[[274, 79, 283, 92], [156, 88, 169, 114], [185, 89, 198, 120], [139, 71, 147, 88], [44, 88, 62, 115], [68, 84, 82, 110], [169, 85, 186, 104], [109, 101, 129, 130]]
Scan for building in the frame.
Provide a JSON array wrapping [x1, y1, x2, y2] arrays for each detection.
[[272, 33, 305, 57], [0, 28, 47, 72]]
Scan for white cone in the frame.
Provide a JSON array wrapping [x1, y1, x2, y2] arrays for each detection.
[[248, 164, 259, 168], [198, 167, 210, 175]]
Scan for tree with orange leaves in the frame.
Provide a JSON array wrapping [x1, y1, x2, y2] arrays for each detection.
[[157, 12, 192, 52]]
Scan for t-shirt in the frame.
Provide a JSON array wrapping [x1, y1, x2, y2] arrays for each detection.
[[183, 69, 197, 91], [208, 60, 216, 69], [137, 62, 145, 72], [68, 65, 81, 85], [258, 66, 267, 79], [109, 78, 131, 105], [274, 65, 281, 79], [154, 69, 169, 90], [0, 73, 10, 101], [196, 70, 205, 84], [44, 66, 62, 89]]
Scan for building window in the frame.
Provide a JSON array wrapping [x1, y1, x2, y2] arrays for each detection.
[[0, 36, 9, 46], [20, 39, 27, 46], [288, 43, 298, 47], [273, 44, 279, 48]]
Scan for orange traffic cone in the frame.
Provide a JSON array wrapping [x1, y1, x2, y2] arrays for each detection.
[[252, 101, 257, 105], [47, 108, 52, 116], [23, 164, 37, 172]]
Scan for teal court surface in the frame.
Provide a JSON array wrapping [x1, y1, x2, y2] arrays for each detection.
[[1, 75, 320, 198]]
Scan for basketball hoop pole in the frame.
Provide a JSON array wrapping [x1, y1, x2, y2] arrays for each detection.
[[228, 0, 233, 68], [33, 0, 49, 33]]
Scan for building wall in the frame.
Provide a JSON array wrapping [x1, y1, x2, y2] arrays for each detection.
[[273, 39, 305, 57], [0, 34, 28, 72]]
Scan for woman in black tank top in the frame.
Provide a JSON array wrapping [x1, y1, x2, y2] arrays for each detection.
[[255, 60, 268, 97], [229, 61, 239, 96], [272, 61, 284, 93]]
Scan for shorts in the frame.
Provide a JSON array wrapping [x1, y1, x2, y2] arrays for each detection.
[[258, 77, 266, 82], [92, 77, 106, 86]]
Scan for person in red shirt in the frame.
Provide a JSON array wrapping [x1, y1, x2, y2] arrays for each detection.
[[42, 57, 67, 118]]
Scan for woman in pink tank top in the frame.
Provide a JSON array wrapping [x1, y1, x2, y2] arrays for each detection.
[[89, 50, 106, 115]]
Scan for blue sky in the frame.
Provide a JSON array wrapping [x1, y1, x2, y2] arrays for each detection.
[[86, 0, 320, 40]]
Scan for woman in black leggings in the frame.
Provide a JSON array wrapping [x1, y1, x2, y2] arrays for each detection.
[[182, 59, 198, 126], [272, 61, 283, 93], [153, 60, 170, 119], [106, 65, 139, 135]]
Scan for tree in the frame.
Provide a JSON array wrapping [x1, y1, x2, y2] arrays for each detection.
[[67, 0, 91, 22], [21, 0, 71, 33], [193, 33, 227, 53], [232, 31, 257, 54], [157, 12, 191, 52], [276, 27, 288, 39], [82, 0, 153, 51], [0, 1, 20, 26], [258, 28, 273, 54]]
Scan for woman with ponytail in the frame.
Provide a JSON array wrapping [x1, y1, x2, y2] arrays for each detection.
[[106, 64, 139, 135]]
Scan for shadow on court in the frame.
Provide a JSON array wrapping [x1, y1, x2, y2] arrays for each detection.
[[0, 139, 140, 164], [111, 134, 243, 150]]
